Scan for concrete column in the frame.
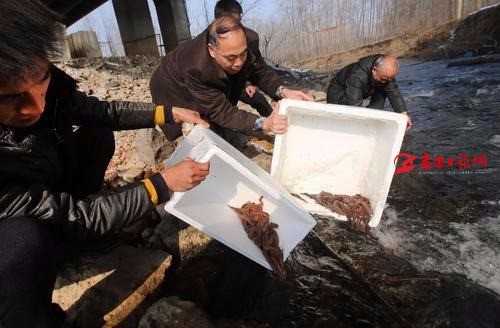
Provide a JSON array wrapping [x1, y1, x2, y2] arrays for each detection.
[[113, 0, 159, 57], [456, 0, 464, 20], [153, 0, 191, 53], [66, 31, 102, 59]]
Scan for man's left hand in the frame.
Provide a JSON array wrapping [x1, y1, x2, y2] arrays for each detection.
[[172, 107, 209, 128], [245, 85, 257, 98], [281, 88, 313, 101]]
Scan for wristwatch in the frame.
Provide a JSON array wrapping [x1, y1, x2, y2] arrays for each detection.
[[275, 85, 286, 99], [254, 117, 265, 131]]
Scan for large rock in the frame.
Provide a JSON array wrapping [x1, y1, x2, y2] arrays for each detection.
[[448, 3, 500, 57], [53, 246, 172, 327]]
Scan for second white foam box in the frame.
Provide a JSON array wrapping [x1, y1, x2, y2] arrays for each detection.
[[164, 126, 316, 272], [271, 99, 408, 227]]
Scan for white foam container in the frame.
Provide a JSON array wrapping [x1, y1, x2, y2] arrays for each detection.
[[271, 99, 408, 227], [164, 126, 316, 271]]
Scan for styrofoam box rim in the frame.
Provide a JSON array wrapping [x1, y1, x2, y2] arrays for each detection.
[[271, 99, 408, 227]]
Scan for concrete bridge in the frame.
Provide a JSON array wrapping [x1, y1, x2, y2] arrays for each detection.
[[42, 0, 191, 56]]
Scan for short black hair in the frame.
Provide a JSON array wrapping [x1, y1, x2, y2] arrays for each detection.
[[214, 0, 243, 19], [208, 16, 245, 47], [0, 0, 63, 85]]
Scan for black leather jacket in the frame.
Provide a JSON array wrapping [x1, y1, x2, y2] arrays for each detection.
[[332, 54, 408, 113], [0, 66, 170, 241]]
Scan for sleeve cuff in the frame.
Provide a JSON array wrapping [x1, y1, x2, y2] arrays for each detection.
[[272, 85, 286, 101], [142, 173, 170, 205], [154, 104, 175, 125], [253, 117, 265, 131]]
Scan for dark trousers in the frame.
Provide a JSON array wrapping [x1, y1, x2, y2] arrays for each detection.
[[326, 81, 386, 109], [0, 217, 65, 328], [239, 89, 273, 117], [0, 127, 115, 328]]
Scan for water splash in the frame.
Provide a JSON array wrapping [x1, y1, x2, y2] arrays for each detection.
[[375, 207, 500, 293]]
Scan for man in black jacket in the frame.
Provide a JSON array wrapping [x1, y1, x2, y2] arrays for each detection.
[[327, 54, 413, 129], [0, 1, 210, 327]]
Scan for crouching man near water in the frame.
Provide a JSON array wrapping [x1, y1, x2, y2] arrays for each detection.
[[327, 54, 413, 129], [0, 1, 210, 327], [150, 15, 312, 142]]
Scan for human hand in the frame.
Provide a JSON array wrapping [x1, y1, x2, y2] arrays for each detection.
[[161, 158, 210, 192], [402, 112, 412, 130], [245, 85, 257, 98], [262, 106, 288, 135], [172, 107, 209, 128], [280, 87, 313, 101]]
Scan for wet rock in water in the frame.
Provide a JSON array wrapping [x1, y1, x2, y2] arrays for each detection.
[[308, 192, 373, 233], [313, 217, 500, 328], [215, 320, 272, 328], [139, 296, 215, 328], [160, 223, 500, 328], [230, 196, 286, 279], [176, 246, 291, 324], [285, 233, 411, 328]]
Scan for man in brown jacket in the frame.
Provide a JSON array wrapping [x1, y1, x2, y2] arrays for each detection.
[[214, 0, 275, 118], [150, 15, 312, 141]]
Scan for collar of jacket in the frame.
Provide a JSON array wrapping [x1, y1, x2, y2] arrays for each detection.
[[368, 54, 384, 71], [46, 65, 78, 101], [367, 54, 385, 85], [32, 65, 78, 129]]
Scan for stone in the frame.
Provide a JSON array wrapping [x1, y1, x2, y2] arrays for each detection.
[[138, 297, 215, 328], [53, 246, 172, 328]]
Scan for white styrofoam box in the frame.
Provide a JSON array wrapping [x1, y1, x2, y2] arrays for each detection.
[[164, 126, 316, 272], [271, 99, 408, 227]]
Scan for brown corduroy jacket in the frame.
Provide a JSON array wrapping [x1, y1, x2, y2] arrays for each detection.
[[150, 27, 283, 140]]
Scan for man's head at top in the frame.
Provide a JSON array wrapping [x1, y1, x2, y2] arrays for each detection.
[[208, 16, 248, 75], [0, 0, 62, 127], [214, 0, 243, 20], [371, 55, 400, 85]]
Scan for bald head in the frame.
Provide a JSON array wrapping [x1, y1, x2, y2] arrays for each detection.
[[372, 55, 399, 84], [208, 16, 248, 75]]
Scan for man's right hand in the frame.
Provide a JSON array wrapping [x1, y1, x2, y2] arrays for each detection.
[[161, 158, 210, 192], [262, 105, 288, 135], [172, 107, 209, 128], [280, 87, 313, 101]]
